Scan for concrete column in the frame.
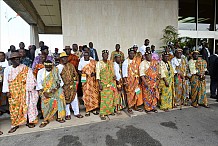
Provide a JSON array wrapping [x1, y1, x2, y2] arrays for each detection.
[[30, 24, 39, 48]]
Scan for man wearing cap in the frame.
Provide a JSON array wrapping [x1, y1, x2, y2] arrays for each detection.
[[36, 60, 66, 128], [110, 44, 125, 63], [159, 52, 175, 111], [96, 50, 120, 120], [171, 48, 187, 108], [140, 50, 160, 113], [114, 53, 126, 113], [78, 51, 99, 116], [122, 48, 143, 114], [32, 46, 53, 70], [57, 52, 83, 120], [188, 51, 209, 108], [64, 46, 79, 69], [3, 51, 39, 133]]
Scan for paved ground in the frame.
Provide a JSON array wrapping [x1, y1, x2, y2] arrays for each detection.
[[0, 102, 218, 146], [0, 76, 218, 146]]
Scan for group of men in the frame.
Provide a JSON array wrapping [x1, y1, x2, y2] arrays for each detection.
[[0, 39, 211, 135]]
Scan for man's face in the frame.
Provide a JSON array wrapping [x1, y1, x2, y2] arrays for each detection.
[[146, 47, 151, 52], [40, 55, 46, 63], [11, 57, 20, 66], [145, 54, 152, 61], [162, 55, 169, 62], [64, 48, 71, 55], [193, 53, 198, 60], [42, 49, 49, 55], [19, 43, 25, 49], [84, 53, 90, 61], [115, 44, 120, 51], [133, 47, 138, 52], [89, 42, 93, 48], [72, 45, 78, 52], [45, 65, 52, 72], [10, 46, 16, 52], [175, 51, 182, 59], [128, 51, 135, 59], [0, 53, 5, 62], [165, 47, 170, 52], [61, 56, 68, 64], [144, 40, 150, 46], [102, 53, 108, 60], [19, 49, 26, 57], [39, 42, 44, 47]]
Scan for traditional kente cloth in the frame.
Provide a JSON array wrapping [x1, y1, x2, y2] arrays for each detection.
[[110, 51, 125, 62], [123, 58, 143, 108], [140, 60, 160, 111], [81, 60, 99, 112], [171, 57, 187, 105], [114, 62, 126, 110], [37, 67, 66, 121], [159, 61, 174, 110], [33, 64, 44, 77], [68, 54, 79, 69], [189, 58, 208, 106], [3, 64, 38, 126], [96, 60, 119, 115], [60, 63, 78, 104]]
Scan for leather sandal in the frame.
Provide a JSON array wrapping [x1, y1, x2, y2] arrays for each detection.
[[100, 116, 106, 120], [92, 111, 99, 115], [39, 121, 49, 128], [85, 112, 90, 117], [75, 114, 84, 118], [65, 115, 71, 120], [0, 131, 3, 135], [8, 126, 19, 133]]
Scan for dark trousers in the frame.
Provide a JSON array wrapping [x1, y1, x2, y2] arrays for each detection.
[[210, 77, 218, 98]]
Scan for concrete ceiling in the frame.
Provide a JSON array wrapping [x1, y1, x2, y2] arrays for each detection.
[[3, 0, 62, 34], [31, 0, 61, 26]]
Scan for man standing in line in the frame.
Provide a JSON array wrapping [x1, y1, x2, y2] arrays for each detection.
[[78, 52, 99, 116], [89, 42, 99, 61], [110, 44, 125, 62], [57, 52, 83, 120], [3, 51, 38, 133], [139, 39, 150, 56]]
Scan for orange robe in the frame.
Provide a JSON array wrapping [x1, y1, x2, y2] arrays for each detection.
[[68, 54, 79, 69]]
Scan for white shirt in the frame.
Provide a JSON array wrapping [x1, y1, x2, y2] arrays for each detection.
[[78, 59, 90, 71], [122, 59, 132, 78], [114, 62, 121, 81], [0, 60, 9, 68], [36, 68, 63, 90], [57, 64, 64, 74], [171, 57, 181, 74], [139, 45, 150, 55]]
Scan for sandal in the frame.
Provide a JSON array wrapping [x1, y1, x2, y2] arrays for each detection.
[[27, 123, 35, 128], [204, 105, 210, 108], [111, 113, 115, 116], [0, 131, 3, 135], [75, 114, 84, 118], [92, 111, 99, 115], [57, 118, 65, 123], [8, 126, 19, 133], [100, 116, 106, 120], [127, 109, 133, 114], [163, 109, 169, 112], [65, 115, 71, 120], [153, 109, 158, 113], [85, 112, 90, 117], [39, 121, 49, 128], [116, 111, 122, 115]]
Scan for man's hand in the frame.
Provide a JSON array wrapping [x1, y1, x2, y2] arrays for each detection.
[[6, 92, 11, 98], [99, 84, 103, 91]]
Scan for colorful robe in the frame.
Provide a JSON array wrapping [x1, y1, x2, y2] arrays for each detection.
[[68, 54, 79, 69], [96, 60, 119, 115], [33, 64, 44, 77], [171, 57, 187, 106], [189, 58, 208, 106], [40, 67, 66, 121], [125, 58, 143, 108], [82, 60, 99, 112], [159, 61, 174, 110], [61, 63, 78, 104], [140, 60, 160, 111], [110, 51, 125, 62]]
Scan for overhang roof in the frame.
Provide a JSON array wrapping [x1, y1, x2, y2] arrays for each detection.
[[3, 0, 62, 34]]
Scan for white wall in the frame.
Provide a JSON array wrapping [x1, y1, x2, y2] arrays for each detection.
[[61, 0, 178, 57]]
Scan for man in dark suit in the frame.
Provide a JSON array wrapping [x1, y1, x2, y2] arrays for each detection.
[[89, 42, 99, 61], [209, 52, 218, 100]]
